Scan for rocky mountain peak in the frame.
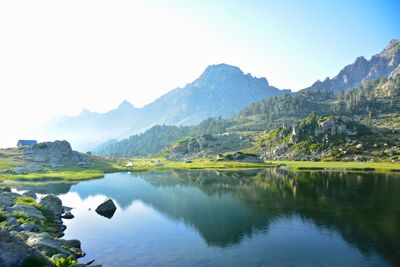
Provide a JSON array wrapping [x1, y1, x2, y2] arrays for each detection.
[[304, 39, 400, 92], [117, 100, 136, 110], [379, 39, 400, 58], [79, 108, 92, 116], [196, 64, 245, 84]]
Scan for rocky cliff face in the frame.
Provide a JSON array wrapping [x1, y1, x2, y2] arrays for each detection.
[[258, 115, 362, 161], [305, 39, 400, 92]]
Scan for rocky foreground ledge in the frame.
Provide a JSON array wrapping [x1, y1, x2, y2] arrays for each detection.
[[0, 187, 101, 267]]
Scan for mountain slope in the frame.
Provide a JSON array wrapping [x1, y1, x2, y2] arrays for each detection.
[[40, 64, 289, 150], [304, 39, 400, 92], [97, 61, 400, 159], [139, 64, 288, 126]]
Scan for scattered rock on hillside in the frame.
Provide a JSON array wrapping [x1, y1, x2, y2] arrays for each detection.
[[221, 152, 264, 163], [168, 133, 252, 161]]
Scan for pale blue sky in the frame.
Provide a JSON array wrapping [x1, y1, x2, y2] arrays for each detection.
[[161, 0, 400, 88], [0, 0, 399, 147]]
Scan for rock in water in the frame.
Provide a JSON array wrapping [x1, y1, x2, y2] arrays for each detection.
[[95, 199, 117, 219], [61, 211, 74, 219]]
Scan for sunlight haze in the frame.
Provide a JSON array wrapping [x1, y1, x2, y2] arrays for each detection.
[[0, 0, 399, 147]]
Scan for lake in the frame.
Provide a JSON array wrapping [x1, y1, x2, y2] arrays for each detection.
[[7, 169, 400, 267]]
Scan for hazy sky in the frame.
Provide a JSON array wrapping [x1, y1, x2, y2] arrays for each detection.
[[0, 0, 399, 147]]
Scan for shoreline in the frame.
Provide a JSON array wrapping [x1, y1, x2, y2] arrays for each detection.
[[1, 159, 400, 185], [0, 187, 98, 267]]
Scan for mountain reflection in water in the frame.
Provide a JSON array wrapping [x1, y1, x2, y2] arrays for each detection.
[[8, 169, 400, 267]]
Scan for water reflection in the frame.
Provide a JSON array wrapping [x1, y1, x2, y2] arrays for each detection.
[[7, 169, 400, 266]]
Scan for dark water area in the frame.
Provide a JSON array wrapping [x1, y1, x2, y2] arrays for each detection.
[[8, 169, 400, 267]]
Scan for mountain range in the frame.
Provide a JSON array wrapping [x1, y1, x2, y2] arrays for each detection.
[[304, 39, 400, 92], [39, 40, 400, 151], [38, 64, 289, 150]]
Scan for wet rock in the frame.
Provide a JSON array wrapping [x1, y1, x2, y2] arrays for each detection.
[[62, 210, 74, 219], [95, 199, 117, 219], [60, 239, 81, 249], [54, 218, 63, 225], [40, 194, 62, 218]]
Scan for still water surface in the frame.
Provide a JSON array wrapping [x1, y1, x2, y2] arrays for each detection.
[[8, 170, 400, 266]]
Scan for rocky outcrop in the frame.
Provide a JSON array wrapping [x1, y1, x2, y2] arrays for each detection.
[[168, 133, 253, 161], [260, 115, 361, 161], [304, 39, 400, 92], [314, 116, 357, 138], [95, 199, 117, 219], [0, 187, 87, 266], [26, 232, 72, 257], [23, 140, 90, 168]]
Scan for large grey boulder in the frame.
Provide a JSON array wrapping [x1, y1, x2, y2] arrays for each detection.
[[23, 140, 90, 168], [40, 194, 62, 218], [6, 204, 46, 221], [26, 232, 71, 257], [0, 230, 43, 267], [95, 199, 117, 219]]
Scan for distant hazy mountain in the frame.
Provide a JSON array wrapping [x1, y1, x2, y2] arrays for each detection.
[[40, 64, 289, 150], [304, 39, 400, 92], [139, 64, 289, 126]]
